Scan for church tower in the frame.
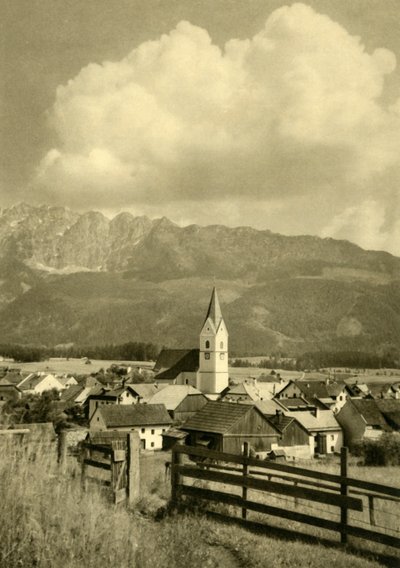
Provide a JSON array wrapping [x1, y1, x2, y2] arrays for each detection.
[[198, 288, 229, 394]]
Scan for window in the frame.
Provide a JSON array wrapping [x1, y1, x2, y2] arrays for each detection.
[[141, 428, 145, 433], [151, 429, 155, 435], [331, 435, 334, 440], [151, 442, 155, 448], [220, 341, 224, 349], [162, 429, 166, 433], [330, 446, 335, 453], [220, 353, 225, 360], [205, 340, 210, 349], [97, 417, 100, 421], [205, 353, 210, 360]]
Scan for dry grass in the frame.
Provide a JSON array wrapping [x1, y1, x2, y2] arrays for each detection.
[[0, 441, 398, 568]]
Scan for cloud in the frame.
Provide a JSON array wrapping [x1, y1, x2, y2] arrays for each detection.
[[36, 3, 400, 252]]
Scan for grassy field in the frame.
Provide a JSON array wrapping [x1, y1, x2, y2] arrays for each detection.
[[1, 441, 399, 568]]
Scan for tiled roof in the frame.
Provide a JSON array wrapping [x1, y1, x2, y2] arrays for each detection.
[[98, 404, 172, 428], [351, 399, 391, 429], [255, 400, 286, 416], [1, 372, 23, 386], [181, 401, 255, 434], [375, 399, 400, 429], [225, 381, 279, 401], [155, 349, 199, 381], [286, 410, 341, 432], [278, 396, 312, 409], [148, 385, 204, 410], [296, 381, 345, 400], [60, 384, 84, 402]]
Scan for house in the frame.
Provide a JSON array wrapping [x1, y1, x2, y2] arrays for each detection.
[[87, 388, 120, 419], [180, 401, 280, 455], [147, 384, 208, 422], [285, 409, 343, 455], [90, 404, 172, 450], [18, 373, 64, 395], [335, 399, 392, 449], [0, 378, 22, 403], [276, 379, 348, 413], [153, 288, 229, 395], [223, 379, 285, 403], [114, 383, 164, 404], [56, 376, 78, 389]]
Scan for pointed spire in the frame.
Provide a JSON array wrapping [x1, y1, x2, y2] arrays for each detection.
[[204, 287, 223, 327]]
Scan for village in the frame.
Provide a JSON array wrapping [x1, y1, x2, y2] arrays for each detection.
[[1, 288, 400, 463]]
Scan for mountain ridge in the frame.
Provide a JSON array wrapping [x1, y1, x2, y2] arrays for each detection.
[[0, 203, 399, 354]]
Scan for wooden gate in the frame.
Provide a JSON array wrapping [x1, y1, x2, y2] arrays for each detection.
[[81, 432, 140, 505], [171, 444, 400, 550]]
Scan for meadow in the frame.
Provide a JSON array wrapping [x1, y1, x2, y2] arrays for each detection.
[[1, 440, 399, 568]]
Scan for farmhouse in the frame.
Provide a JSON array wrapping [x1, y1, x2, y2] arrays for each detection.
[[276, 379, 348, 413], [259, 408, 312, 459], [180, 401, 280, 454], [90, 404, 172, 450], [153, 288, 229, 395], [285, 409, 343, 455], [17, 373, 64, 394]]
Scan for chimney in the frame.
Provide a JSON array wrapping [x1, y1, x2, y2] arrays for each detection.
[[275, 409, 283, 424], [314, 407, 320, 420]]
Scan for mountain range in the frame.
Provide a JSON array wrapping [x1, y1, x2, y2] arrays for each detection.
[[0, 203, 399, 355]]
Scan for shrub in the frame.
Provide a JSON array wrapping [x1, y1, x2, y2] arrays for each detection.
[[355, 432, 400, 466]]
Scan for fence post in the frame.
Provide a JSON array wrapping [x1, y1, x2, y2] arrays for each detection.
[[171, 442, 183, 507], [242, 442, 249, 520], [81, 443, 88, 492], [127, 432, 140, 506], [57, 430, 67, 469], [340, 446, 348, 544]]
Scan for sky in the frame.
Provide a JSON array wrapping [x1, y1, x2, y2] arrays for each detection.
[[2, 0, 400, 255]]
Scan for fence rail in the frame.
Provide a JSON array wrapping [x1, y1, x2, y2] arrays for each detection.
[[171, 443, 400, 550]]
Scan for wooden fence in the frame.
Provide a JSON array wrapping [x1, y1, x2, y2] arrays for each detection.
[[171, 444, 400, 549], [81, 432, 140, 505]]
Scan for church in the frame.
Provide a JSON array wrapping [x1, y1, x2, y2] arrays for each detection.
[[153, 288, 229, 395]]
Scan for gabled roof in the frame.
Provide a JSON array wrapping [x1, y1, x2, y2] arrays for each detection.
[[148, 385, 204, 410], [278, 396, 313, 409], [182, 401, 262, 434], [375, 399, 400, 429], [155, 349, 199, 381], [97, 404, 172, 428], [1, 372, 23, 386], [154, 349, 194, 373], [267, 414, 295, 433], [286, 410, 341, 432], [224, 381, 279, 401], [296, 381, 345, 400], [255, 399, 286, 416], [349, 399, 391, 430], [203, 287, 223, 330], [60, 384, 85, 403], [128, 383, 165, 400], [0, 377, 20, 389]]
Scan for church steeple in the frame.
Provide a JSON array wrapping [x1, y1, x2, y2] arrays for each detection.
[[198, 287, 229, 394], [203, 287, 223, 330]]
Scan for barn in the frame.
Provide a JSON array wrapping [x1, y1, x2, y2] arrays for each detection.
[[181, 401, 280, 455]]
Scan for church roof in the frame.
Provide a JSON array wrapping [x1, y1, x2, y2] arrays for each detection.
[[155, 349, 200, 381], [203, 287, 223, 329], [154, 349, 194, 374]]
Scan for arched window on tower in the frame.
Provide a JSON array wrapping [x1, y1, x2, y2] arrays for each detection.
[[205, 340, 210, 349], [220, 341, 224, 349]]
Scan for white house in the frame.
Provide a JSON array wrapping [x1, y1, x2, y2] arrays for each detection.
[[90, 404, 172, 450], [18, 373, 64, 395]]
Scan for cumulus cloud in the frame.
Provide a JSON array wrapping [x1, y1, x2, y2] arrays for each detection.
[[36, 3, 400, 252]]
